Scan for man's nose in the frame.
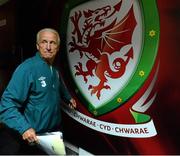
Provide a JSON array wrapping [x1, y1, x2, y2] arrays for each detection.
[[46, 42, 51, 50]]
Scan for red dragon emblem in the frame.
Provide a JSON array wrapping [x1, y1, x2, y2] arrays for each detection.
[[68, 1, 137, 99]]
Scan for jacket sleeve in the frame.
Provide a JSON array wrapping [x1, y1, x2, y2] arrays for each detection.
[[59, 74, 72, 103], [0, 65, 32, 134]]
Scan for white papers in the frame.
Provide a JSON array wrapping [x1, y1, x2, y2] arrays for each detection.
[[37, 131, 66, 155]]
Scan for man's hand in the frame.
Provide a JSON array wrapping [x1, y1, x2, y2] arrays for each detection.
[[69, 98, 77, 109], [22, 128, 39, 144]]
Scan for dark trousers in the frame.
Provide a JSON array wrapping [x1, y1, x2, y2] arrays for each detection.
[[0, 125, 47, 155]]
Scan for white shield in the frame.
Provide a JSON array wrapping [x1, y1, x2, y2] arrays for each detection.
[[66, 0, 142, 110]]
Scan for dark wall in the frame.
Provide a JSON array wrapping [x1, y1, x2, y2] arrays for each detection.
[[0, 0, 18, 94], [16, 0, 65, 58]]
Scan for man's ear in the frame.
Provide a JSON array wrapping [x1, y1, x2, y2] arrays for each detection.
[[36, 43, 39, 50]]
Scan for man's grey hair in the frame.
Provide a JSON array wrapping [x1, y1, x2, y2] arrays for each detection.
[[36, 28, 60, 45]]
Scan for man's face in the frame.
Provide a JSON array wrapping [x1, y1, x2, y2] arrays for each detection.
[[36, 31, 60, 64]]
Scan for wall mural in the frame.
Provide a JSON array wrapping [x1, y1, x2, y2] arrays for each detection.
[[60, 0, 180, 154], [62, 0, 159, 137]]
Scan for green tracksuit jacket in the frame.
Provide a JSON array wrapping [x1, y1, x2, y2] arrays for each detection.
[[0, 52, 72, 134]]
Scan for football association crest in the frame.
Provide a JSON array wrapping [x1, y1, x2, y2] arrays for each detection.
[[63, 0, 159, 116], [61, 0, 160, 137]]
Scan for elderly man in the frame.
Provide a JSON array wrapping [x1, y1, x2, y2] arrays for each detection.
[[0, 28, 76, 154]]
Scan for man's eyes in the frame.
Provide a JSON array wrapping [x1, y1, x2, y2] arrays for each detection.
[[41, 40, 57, 45]]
